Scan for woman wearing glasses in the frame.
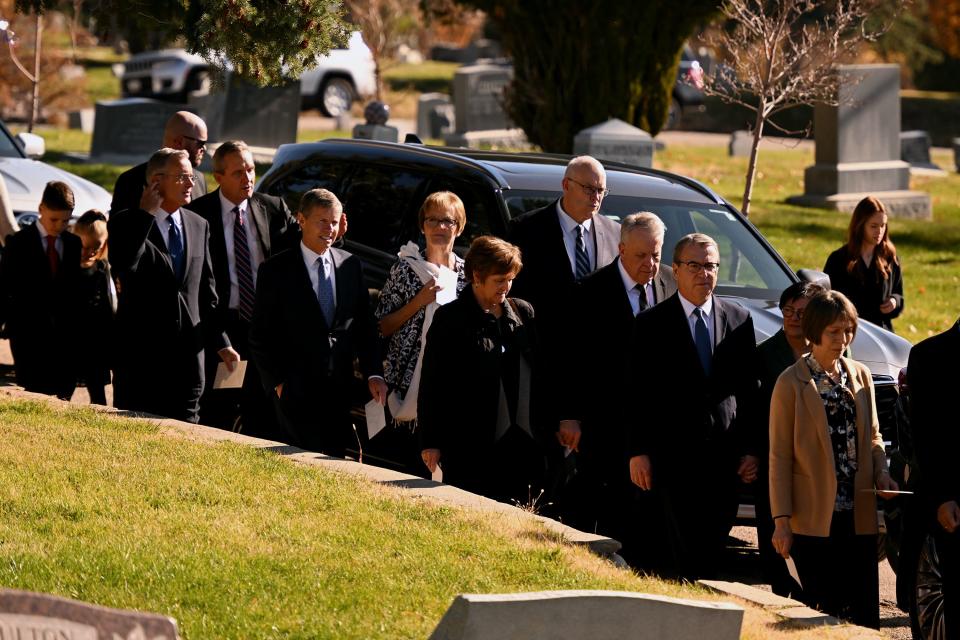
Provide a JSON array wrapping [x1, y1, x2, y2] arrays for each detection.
[[374, 192, 468, 474], [823, 196, 904, 332], [769, 289, 898, 628]]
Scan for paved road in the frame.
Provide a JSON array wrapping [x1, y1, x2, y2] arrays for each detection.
[[728, 525, 910, 638]]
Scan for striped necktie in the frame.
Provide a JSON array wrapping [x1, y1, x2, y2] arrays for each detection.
[[232, 205, 256, 322], [574, 225, 590, 280]]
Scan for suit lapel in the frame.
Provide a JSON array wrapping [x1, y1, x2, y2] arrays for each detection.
[[593, 216, 616, 268], [248, 196, 272, 257], [294, 250, 328, 328], [147, 219, 176, 278], [604, 259, 634, 321], [543, 204, 575, 281], [664, 294, 706, 378], [713, 296, 728, 347]]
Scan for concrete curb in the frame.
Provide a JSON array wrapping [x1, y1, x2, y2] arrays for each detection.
[[0, 387, 620, 559], [698, 580, 883, 638]]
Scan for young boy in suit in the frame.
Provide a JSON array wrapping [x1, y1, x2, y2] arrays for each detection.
[[0, 181, 81, 399]]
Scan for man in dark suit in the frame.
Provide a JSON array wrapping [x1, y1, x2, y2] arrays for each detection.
[[908, 319, 960, 635], [627, 232, 760, 578], [559, 212, 676, 551], [509, 155, 621, 500], [108, 148, 239, 423], [187, 140, 298, 435], [250, 188, 387, 456], [110, 111, 208, 215], [0, 181, 81, 399]]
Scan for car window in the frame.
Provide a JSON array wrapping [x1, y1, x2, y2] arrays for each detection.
[[264, 158, 349, 212], [502, 189, 792, 298], [423, 178, 503, 254], [340, 165, 430, 254], [0, 125, 22, 159]]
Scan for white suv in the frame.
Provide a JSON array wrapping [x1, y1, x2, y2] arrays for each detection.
[[120, 32, 376, 117]]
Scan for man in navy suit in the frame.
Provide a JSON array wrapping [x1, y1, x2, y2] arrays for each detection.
[[627, 233, 760, 578], [250, 188, 386, 456], [188, 140, 298, 435], [108, 148, 239, 423], [558, 212, 676, 551], [0, 181, 81, 399]]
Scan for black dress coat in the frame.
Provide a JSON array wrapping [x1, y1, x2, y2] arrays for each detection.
[[110, 163, 207, 216], [0, 224, 81, 398], [249, 246, 382, 455], [627, 292, 761, 577], [823, 246, 904, 331], [71, 260, 116, 388], [108, 207, 226, 423], [418, 287, 544, 503]]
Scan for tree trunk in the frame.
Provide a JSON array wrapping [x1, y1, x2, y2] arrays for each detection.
[[740, 103, 767, 218], [28, 13, 41, 133]]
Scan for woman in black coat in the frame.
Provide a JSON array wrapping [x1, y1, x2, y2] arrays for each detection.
[[823, 196, 904, 332], [418, 235, 544, 505]]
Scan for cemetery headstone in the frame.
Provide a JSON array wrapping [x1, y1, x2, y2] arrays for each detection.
[[417, 93, 455, 140], [900, 130, 942, 171], [89, 98, 193, 162], [728, 130, 752, 157], [573, 119, 654, 168], [444, 63, 525, 148], [189, 76, 299, 149], [353, 101, 399, 143]]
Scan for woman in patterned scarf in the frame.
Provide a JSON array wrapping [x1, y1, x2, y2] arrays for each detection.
[[769, 289, 899, 628]]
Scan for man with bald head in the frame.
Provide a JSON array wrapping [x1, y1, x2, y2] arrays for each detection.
[[509, 155, 620, 506], [110, 111, 209, 215]]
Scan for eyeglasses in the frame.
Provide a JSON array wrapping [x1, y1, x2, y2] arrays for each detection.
[[159, 173, 196, 184], [782, 306, 804, 319], [677, 260, 720, 274], [182, 135, 207, 148], [566, 177, 610, 198], [424, 217, 458, 229]]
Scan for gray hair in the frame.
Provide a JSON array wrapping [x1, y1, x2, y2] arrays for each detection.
[[146, 148, 189, 181], [620, 211, 665, 243], [299, 188, 343, 217], [672, 232, 719, 265], [563, 155, 605, 179], [213, 140, 251, 173]]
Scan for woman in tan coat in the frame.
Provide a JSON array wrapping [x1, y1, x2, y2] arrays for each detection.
[[769, 289, 898, 628]]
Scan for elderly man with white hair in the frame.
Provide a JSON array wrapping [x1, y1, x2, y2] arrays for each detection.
[[508, 155, 621, 510]]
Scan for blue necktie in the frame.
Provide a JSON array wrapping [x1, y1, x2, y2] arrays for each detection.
[[316, 256, 335, 326], [574, 225, 590, 280], [168, 218, 185, 282], [694, 307, 712, 376]]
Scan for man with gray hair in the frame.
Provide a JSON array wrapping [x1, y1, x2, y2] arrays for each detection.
[[556, 212, 676, 554], [110, 111, 209, 215], [626, 232, 760, 577], [108, 147, 239, 423], [509, 155, 620, 502]]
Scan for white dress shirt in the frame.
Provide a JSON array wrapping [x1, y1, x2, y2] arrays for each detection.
[[219, 192, 265, 309], [617, 258, 655, 316], [300, 241, 337, 305], [678, 293, 716, 351], [35, 221, 63, 258], [556, 200, 595, 274], [151, 207, 184, 252]]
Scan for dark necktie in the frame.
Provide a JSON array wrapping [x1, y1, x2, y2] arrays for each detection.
[[635, 283, 648, 314], [574, 225, 590, 280], [168, 217, 186, 282], [46, 235, 59, 277], [316, 256, 335, 326], [694, 307, 712, 376], [233, 206, 256, 322]]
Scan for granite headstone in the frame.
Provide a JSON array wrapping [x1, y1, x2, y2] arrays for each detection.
[[728, 130, 753, 157], [900, 130, 942, 171], [953, 137, 960, 172], [787, 64, 931, 219], [417, 93, 455, 140], [573, 119, 654, 168], [451, 63, 513, 133], [189, 76, 299, 149], [89, 98, 193, 162], [0, 589, 179, 639]]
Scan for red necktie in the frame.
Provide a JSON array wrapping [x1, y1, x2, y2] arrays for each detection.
[[46, 235, 59, 277]]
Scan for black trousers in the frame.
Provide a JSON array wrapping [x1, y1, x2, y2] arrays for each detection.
[[936, 527, 960, 638], [791, 511, 879, 629], [755, 464, 794, 596]]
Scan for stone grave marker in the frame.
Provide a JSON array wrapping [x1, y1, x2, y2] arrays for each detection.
[[787, 64, 931, 219], [952, 137, 960, 172], [89, 99, 192, 162], [429, 590, 743, 640], [445, 63, 525, 148], [573, 119, 654, 168], [728, 130, 752, 157], [189, 76, 299, 149], [417, 93, 455, 140], [0, 588, 179, 639], [900, 130, 942, 172]]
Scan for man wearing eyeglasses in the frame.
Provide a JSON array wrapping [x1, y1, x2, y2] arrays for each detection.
[[108, 148, 239, 424], [626, 232, 761, 578], [110, 111, 209, 216], [509, 155, 620, 508]]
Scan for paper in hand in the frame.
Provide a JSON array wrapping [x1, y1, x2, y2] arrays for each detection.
[[213, 360, 247, 389], [435, 265, 458, 306], [785, 555, 802, 589], [432, 464, 443, 483], [365, 399, 387, 440]]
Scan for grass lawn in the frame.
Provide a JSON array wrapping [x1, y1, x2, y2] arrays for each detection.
[[654, 145, 960, 342], [0, 398, 869, 639]]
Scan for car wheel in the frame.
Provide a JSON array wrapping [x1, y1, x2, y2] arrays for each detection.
[[910, 534, 947, 640], [319, 77, 355, 118]]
